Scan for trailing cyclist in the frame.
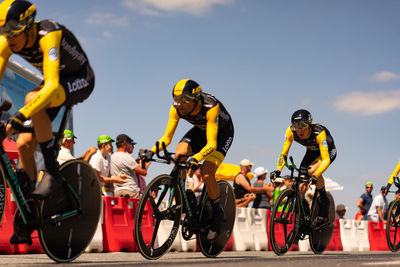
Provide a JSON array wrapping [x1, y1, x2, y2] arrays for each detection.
[[0, 0, 94, 244], [384, 161, 400, 194], [141, 79, 234, 240], [270, 109, 336, 227]]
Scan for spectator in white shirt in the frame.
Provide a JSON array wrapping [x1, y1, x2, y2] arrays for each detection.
[[57, 129, 97, 165], [367, 186, 389, 223]]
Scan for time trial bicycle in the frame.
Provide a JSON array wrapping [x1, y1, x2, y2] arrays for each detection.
[[0, 101, 101, 263], [269, 156, 335, 255], [134, 142, 236, 260], [386, 176, 400, 252]]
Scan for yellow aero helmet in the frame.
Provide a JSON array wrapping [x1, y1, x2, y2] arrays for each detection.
[[172, 79, 202, 103], [0, 0, 36, 37]]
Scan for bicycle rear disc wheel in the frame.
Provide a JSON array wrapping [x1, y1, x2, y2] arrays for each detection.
[[39, 160, 102, 263], [309, 192, 335, 254], [197, 180, 236, 258], [269, 188, 299, 256], [386, 199, 400, 252], [135, 174, 183, 260]]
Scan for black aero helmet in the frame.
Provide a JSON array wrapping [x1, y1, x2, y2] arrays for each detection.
[[172, 79, 202, 103], [291, 109, 312, 130], [0, 0, 36, 37]]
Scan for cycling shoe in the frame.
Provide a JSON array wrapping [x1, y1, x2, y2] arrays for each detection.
[[31, 172, 64, 200], [10, 211, 33, 246]]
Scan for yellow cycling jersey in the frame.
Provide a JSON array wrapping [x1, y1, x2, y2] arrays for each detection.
[[388, 161, 400, 185], [277, 124, 335, 177], [151, 92, 232, 163], [0, 20, 89, 120]]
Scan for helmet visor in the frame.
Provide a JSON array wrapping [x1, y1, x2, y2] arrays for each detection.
[[291, 120, 309, 131], [0, 20, 26, 37], [173, 93, 195, 104]]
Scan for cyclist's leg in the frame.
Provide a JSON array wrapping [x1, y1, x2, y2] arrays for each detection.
[[16, 132, 37, 181]]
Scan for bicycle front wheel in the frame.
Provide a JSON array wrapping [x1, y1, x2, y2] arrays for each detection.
[[269, 188, 299, 256], [39, 160, 102, 263], [135, 174, 183, 260], [0, 164, 7, 226], [386, 198, 400, 252]]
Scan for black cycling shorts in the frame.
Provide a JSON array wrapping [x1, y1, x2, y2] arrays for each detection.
[[46, 64, 95, 121], [300, 147, 337, 169], [179, 122, 234, 158]]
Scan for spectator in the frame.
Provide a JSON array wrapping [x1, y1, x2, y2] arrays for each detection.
[[89, 135, 127, 196], [57, 129, 97, 165], [186, 168, 204, 203], [110, 134, 149, 198], [234, 159, 258, 207], [356, 182, 373, 220], [336, 204, 347, 219], [252, 167, 273, 209], [367, 186, 388, 223]]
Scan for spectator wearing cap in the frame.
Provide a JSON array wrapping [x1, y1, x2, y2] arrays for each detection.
[[336, 204, 347, 219], [234, 159, 264, 207], [110, 134, 149, 198], [89, 135, 127, 196], [252, 167, 274, 209], [57, 129, 97, 165], [356, 182, 373, 220], [367, 186, 388, 223]]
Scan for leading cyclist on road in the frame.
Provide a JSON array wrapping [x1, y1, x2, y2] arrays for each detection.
[[0, 0, 94, 244], [141, 79, 234, 240], [270, 109, 337, 226]]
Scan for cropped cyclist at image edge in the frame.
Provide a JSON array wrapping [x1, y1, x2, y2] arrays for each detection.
[[0, 0, 94, 243], [141, 79, 234, 240], [270, 109, 337, 225], [384, 161, 400, 193]]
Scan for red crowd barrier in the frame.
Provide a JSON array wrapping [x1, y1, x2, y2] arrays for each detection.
[[0, 188, 18, 254], [102, 196, 138, 252], [368, 221, 389, 251], [326, 219, 343, 251]]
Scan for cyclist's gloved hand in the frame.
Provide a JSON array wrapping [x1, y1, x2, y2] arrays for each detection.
[[270, 170, 281, 181], [384, 183, 391, 194], [141, 150, 154, 162], [188, 158, 200, 171], [7, 112, 27, 134]]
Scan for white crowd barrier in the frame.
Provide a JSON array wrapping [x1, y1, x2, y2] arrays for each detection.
[[85, 200, 104, 253], [232, 207, 255, 251], [339, 219, 370, 251], [249, 208, 268, 251]]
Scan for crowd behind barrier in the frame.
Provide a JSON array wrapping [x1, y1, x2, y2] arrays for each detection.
[[0, 192, 398, 255]]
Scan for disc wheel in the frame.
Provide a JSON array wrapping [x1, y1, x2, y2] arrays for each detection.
[[386, 199, 400, 252]]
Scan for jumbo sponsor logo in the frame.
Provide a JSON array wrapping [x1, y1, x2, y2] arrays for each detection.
[[19, 5, 35, 21], [67, 78, 89, 93], [61, 39, 87, 65]]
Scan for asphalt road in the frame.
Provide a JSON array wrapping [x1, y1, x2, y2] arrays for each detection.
[[1, 251, 400, 267]]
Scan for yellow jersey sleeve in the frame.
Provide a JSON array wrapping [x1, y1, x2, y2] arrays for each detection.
[[150, 105, 180, 153], [313, 130, 331, 177], [0, 36, 13, 83], [277, 126, 294, 170], [388, 161, 400, 185], [19, 30, 66, 119], [192, 104, 220, 162]]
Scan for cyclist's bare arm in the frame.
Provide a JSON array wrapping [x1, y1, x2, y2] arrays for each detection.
[[388, 161, 400, 185], [277, 126, 294, 172], [312, 130, 331, 178], [150, 105, 180, 153]]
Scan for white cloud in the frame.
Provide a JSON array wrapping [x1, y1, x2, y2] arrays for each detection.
[[86, 12, 129, 26], [333, 89, 400, 116], [369, 71, 400, 82], [122, 0, 233, 16], [102, 32, 113, 39]]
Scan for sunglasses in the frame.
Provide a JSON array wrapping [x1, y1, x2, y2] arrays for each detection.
[[291, 121, 309, 131], [173, 94, 195, 104], [0, 21, 26, 38]]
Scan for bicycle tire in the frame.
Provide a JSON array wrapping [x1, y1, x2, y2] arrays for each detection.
[[39, 160, 102, 263], [0, 164, 7, 226], [309, 191, 335, 254], [135, 174, 183, 260], [197, 180, 235, 258], [386, 198, 400, 252], [269, 188, 300, 256]]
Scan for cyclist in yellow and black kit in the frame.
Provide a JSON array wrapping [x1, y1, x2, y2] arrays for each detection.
[[141, 79, 234, 240], [270, 109, 336, 226], [0, 0, 94, 244], [384, 161, 400, 193]]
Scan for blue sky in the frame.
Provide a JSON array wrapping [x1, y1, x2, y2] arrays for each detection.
[[10, 0, 400, 217]]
